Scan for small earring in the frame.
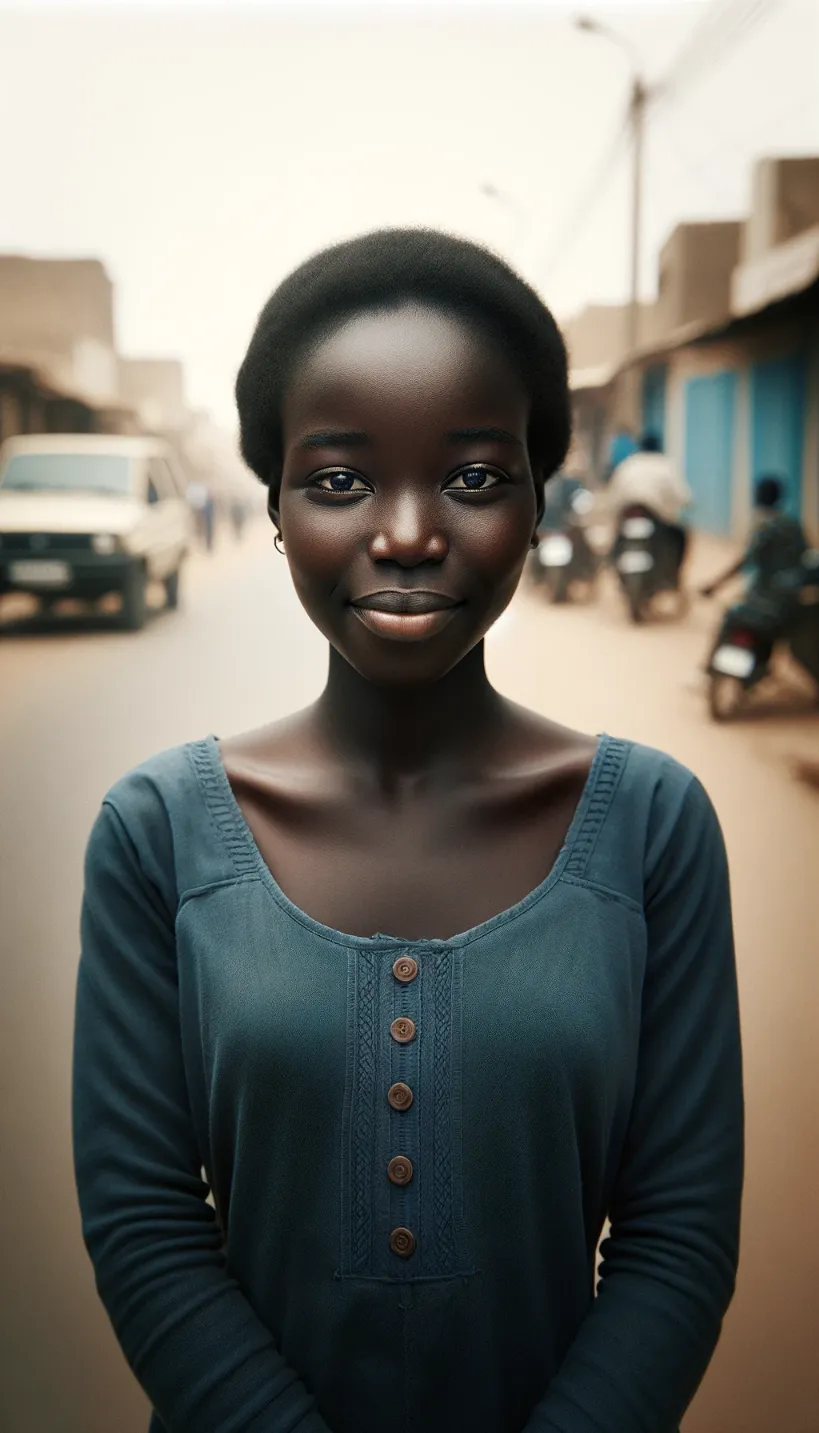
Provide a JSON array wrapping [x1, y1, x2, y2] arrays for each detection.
[[530, 533, 540, 549], [274, 532, 285, 555]]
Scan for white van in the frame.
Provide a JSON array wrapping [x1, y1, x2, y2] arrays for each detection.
[[0, 434, 194, 629]]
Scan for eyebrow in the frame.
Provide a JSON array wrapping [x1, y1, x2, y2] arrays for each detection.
[[444, 427, 523, 447], [296, 430, 371, 451], [295, 425, 523, 451]]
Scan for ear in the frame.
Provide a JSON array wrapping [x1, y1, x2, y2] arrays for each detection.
[[266, 486, 281, 531], [533, 466, 546, 532]]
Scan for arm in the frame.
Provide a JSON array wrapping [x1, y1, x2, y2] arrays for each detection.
[[701, 556, 744, 598], [73, 800, 333, 1433], [703, 525, 767, 597], [523, 775, 744, 1433]]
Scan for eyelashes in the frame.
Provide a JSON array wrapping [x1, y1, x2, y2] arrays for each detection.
[[445, 466, 506, 493], [308, 463, 510, 499], [313, 472, 370, 495]]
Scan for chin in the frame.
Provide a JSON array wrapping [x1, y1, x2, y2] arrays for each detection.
[[332, 612, 502, 688], [303, 592, 515, 685], [336, 642, 474, 688]]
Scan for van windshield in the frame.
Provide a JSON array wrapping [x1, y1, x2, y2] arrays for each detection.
[[0, 453, 133, 496]]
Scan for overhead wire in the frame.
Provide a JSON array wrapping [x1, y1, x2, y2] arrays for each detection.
[[537, 0, 789, 287], [538, 107, 632, 284], [657, 0, 786, 106]]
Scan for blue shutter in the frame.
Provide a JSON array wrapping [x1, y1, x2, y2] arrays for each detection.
[[684, 371, 738, 536], [641, 365, 667, 447], [750, 353, 806, 518]]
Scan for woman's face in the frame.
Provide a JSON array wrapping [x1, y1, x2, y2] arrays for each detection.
[[277, 303, 540, 687]]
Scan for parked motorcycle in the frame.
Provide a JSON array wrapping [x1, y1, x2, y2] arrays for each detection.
[[529, 488, 601, 604], [612, 504, 686, 623], [706, 551, 819, 721]]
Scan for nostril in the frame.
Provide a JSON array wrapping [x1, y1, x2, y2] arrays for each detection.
[[369, 530, 449, 563]]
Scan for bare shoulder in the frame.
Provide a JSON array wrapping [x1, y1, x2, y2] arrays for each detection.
[[218, 708, 329, 800], [490, 699, 598, 789]]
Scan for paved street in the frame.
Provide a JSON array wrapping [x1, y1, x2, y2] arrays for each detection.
[[1, 522, 817, 1433]]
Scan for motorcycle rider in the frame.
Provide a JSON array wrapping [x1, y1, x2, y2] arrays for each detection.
[[540, 462, 590, 533], [608, 430, 691, 583], [530, 449, 598, 591], [700, 475, 808, 667]]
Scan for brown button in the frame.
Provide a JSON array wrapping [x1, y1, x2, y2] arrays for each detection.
[[390, 1017, 416, 1044], [389, 1226, 416, 1259], [387, 1155, 414, 1186], [387, 1082, 414, 1112], [393, 956, 418, 984]]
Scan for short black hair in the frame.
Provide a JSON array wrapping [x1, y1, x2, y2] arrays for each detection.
[[235, 228, 571, 499], [754, 475, 784, 509], [640, 430, 662, 453]]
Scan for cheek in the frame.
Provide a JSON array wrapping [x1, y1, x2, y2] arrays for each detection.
[[279, 498, 357, 581], [463, 502, 535, 582], [279, 490, 535, 599]]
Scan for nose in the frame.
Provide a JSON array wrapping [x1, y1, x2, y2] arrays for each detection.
[[368, 493, 448, 567]]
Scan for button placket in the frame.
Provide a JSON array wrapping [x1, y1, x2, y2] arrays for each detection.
[[388, 950, 420, 1264]]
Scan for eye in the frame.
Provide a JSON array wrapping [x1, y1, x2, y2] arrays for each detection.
[[312, 470, 371, 496], [446, 464, 507, 493]]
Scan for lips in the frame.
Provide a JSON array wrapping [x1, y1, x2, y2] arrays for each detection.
[[351, 590, 461, 615], [349, 590, 464, 643]]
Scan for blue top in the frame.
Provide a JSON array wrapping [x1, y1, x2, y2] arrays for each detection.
[[72, 734, 743, 1433]]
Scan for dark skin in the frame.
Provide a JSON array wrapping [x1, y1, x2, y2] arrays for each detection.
[[221, 304, 596, 940]]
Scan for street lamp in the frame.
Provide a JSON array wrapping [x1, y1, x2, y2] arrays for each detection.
[[480, 183, 529, 262], [574, 16, 649, 358]]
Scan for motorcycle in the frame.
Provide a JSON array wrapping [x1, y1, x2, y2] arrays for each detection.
[[706, 551, 819, 721], [612, 504, 686, 623], [529, 488, 601, 604]]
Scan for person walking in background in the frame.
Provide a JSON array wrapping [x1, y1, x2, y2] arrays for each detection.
[[201, 486, 216, 551], [73, 229, 742, 1433], [230, 495, 250, 541], [186, 479, 217, 551]]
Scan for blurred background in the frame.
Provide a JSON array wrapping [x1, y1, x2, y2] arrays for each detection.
[[0, 1, 817, 1430]]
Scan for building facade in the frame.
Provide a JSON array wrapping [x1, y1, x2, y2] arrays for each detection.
[[566, 156, 819, 544]]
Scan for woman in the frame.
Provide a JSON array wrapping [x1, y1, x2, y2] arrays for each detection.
[[73, 230, 743, 1433]]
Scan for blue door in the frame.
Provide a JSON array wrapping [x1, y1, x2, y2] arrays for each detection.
[[642, 365, 667, 447], [684, 371, 738, 536], [750, 353, 806, 518]]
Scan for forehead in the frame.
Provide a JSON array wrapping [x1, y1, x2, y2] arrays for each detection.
[[282, 304, 528, 434]]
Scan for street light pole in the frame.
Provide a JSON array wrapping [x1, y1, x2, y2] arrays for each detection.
[[628, 75, 647, 357], [576, 17, 647, 360]]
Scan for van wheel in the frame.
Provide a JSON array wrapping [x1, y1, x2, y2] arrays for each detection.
[[120, 564, 147, 630], [164, 566, 181, 610]]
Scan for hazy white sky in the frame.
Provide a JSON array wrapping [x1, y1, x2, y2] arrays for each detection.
[[1, 0, 817, 424]]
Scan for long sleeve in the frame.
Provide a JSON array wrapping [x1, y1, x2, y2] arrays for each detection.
[[523, 775, 744, 1433], [72, 799, 333, 1433]]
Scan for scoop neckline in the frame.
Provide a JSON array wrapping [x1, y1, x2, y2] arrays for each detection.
[[194, 730, 614, 951]]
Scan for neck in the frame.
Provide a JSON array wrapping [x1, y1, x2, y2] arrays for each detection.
[[314, 642, 504, 787]]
